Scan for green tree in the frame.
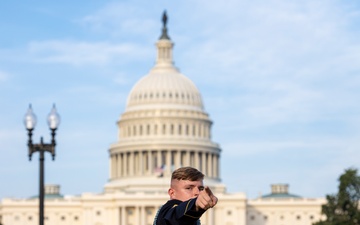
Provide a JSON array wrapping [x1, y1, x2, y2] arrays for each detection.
[[313, 168, 360, 225]]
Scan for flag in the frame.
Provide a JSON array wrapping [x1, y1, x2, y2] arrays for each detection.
[[154, 164, 165, 177]]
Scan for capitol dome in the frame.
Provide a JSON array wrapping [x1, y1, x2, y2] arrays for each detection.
[[105, 12, 224, 194], [126, 68, 204, 112], [126, 31, 204, 112]]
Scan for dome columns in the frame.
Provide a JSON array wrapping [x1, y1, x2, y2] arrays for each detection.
[[109, 148, 220, 180], [155, 40, 174, 66]]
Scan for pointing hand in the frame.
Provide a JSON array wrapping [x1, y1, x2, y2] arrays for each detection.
[[195, 186, 218, 211]]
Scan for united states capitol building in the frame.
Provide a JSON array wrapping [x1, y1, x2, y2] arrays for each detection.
[[0, 14, 326, 225]]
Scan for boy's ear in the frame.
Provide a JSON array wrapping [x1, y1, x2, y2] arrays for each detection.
[[168, 188, 175, 199]]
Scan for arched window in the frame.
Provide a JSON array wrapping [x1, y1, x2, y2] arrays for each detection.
[[162, 124, 166, 135]]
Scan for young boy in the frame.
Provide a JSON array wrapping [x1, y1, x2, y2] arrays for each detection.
[[153, 167, 218, 225]]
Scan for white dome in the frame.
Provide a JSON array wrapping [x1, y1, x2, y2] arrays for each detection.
[[125, 35, 204, 112], [126, 66, 204, 111]]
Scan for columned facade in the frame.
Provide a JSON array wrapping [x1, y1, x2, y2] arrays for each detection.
[[110, 150, 220, 179]]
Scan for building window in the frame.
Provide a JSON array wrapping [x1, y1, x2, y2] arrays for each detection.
[[280, 215, 284, 220], [250, 215, 255, 220], [162, 124, 166, 134], [96, 211, 101, 216], [227, 211, 232, 215], [170, 124, 174, 134], [264, 215, 268, 220], [310, 215, 314, 220], [146, 209, 152, 215], [74, 216, 79, 221], [296, 215, 301, 220], [28, 216, 32, 221], [61, 216, 66, 221]]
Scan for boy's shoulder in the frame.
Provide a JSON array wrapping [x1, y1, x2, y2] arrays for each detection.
[[161, 199, 183, 212]]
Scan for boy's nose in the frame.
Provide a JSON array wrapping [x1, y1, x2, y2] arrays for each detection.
[[193, 187, 200, 196]]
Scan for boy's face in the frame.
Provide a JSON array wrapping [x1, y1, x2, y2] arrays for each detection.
[[168, 179, 204, 201]]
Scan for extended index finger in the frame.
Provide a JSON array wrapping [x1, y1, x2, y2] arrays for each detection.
[[205, 186, 214, 196], [205, 186, 218, 206]]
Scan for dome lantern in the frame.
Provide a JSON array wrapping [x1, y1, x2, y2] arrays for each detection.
[[154, 11, 175, 69]]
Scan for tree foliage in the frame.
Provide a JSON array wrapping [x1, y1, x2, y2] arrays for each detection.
[[313, 168, 360, 225]]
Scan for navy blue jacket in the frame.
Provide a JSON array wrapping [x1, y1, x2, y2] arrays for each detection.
[[154, 198, 206, 225]]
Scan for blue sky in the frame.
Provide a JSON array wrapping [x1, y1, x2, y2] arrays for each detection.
[[1, 0, 360, 200]]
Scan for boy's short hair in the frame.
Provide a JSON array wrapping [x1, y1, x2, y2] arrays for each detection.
[[171, 167, 204, 181]]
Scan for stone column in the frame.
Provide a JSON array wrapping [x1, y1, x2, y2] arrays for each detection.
[[166, 150, 171, 175], [208, 207, 214, 225], [201, 152, 206, 173], [207, 153, 212, 177], [121, 206, 126, 225], [135, 206, 139, 225], [134, 152, 138, 175], [129, 152, 134, 176], [139, 151, 144, 175], [194, 151, 199, 170], [213, 154, 218, 178], [140, 206, 145, 225], [111, 154, 115, 179], [185, 151, 190, 166], [217, 154, 220, 179], [117, 153, 122, 178], [123, 153, 127, 177], [148, 151, 153, 175], [176, 150, 181, 169], [157, 151, 162, 168]]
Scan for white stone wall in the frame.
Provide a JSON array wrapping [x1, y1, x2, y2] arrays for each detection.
[[0, 192, 324, 225], [0, 191, 251, 225], [246, 197, 326, 225]]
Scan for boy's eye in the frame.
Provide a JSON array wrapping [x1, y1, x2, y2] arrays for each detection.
[[199, 187, 204, 191]]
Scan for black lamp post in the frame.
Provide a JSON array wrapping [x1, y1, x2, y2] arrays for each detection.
[[24, 104, 60, 225]]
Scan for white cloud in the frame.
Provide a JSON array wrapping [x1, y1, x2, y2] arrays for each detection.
[[222, 135, 359, 156], [27, 40, 151, 66], [0, 70, 9, 82], [180, 0, 360, 84], [113, 74, 131, 86], [79, 1, 158, 38]]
